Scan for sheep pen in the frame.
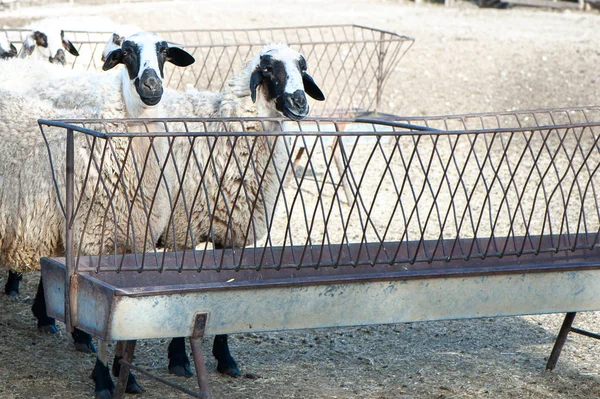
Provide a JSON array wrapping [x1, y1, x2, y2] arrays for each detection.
[[2, 3, 600, 399]]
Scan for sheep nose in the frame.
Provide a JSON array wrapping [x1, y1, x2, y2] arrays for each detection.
[[144, 76, 160, 91], [290, 90, 307, 109]]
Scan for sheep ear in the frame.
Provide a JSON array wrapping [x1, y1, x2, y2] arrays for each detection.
[[22, 33, 36, 56], [102, 48, 123, 71], [249, 69, 263, 103], [61, 30, 79, 57], [9, 43, 17, 57], [166, 47, 195, 67], [302, 71, 325, 101]]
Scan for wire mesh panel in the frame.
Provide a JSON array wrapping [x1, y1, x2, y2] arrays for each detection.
[[1, 25, 413, 116], [38, 106, 600, 274]]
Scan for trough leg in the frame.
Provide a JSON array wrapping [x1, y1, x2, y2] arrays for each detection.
[[114, 340, 139, 399], [190, 337, 213, 399], [546, 312, 577, 370]]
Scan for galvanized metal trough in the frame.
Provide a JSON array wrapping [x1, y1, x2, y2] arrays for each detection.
[[38, 107, 600, 397]]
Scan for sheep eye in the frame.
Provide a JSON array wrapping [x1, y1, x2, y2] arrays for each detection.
[[161, 48, 168, 55], [122, 50, 130, 57], [263, 66, 272, 73]]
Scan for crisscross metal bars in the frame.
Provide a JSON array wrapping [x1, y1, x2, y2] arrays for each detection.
[[2, 25, 413, 116], [38, 107, 600, 274]]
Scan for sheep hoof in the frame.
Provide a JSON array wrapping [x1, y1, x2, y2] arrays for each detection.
[[168, 354, 194, 377], [94, 390, 113, 399], [217, 360, 241, 377], [73, 329, 97, 353], [92, 358, 115, 399], [125, 373, 144, 394], [4, 271, 22, 296], [74, 341, 97, 354], [38, 324, 59, 334], [168, 363, 194, 378]]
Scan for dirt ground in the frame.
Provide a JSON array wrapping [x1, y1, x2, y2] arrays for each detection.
[[1, 0, 600, 398]]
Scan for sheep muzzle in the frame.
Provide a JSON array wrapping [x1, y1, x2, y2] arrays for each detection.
[[135, 68, 164, 106]]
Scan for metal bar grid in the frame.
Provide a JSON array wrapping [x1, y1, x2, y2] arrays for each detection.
[[38, 106, 600, 276], [1, 25, 413, 116]]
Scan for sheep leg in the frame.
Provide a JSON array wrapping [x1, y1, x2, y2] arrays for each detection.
[[168, 337, 194, 377], [31, 275, 58, 334], [4, 270, 22, 297], [113, 340, 143, 396], [32, 275, 96, 351], [91, 340, 115, 399], [72, 328, 97, 354], [213, 334, 241, 377]]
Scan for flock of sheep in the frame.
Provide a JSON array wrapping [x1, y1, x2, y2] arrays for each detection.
[[0, 16, 325, 398]]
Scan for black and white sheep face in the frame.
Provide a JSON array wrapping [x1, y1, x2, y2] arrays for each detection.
[[102, 32, 195, 106], [250, 46, 325, 121], [21, 30, 79, 65]]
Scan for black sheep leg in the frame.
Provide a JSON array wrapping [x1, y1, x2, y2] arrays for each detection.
[[92, 341, 114, 399], [32, 275, 96, 353], [213, 334, 241, 377], [4, 270, 22, 297], [112, 341, 143, 394], [31, 275, 58, 334], [168, 337, 194, 377], [210, 244, 241, 377]]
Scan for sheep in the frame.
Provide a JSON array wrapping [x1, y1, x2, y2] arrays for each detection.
[[159, 43, 325, 378], [0, 35, 17, 59], [164, 43, 325, 250], [0, 31, 195, 397], [19, 16, 140, 66], [20, 18, 80, 65]]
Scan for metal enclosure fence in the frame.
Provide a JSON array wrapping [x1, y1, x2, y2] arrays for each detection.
[[1, 25, 413, 116], [38, 106, 600, 274]]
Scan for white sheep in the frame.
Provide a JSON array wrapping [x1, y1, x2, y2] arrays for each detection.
[[0, 31, 195, 397], [156, 44, 325, 379], [163, 43, 325, 251]]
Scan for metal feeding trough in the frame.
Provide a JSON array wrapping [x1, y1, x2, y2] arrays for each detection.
[[38, 106, 600, 397], [25, 20, 600, 399]]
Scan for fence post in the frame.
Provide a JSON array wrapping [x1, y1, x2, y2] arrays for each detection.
[[65, 127, 77, 332]]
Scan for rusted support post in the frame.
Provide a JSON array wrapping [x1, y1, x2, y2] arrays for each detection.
[[190, 313, 212, 399], [65, 127, 77, 332], [546, 312, 576, 370], [114, 340, 137, 399]]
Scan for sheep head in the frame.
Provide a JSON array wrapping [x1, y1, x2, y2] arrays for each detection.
[[102, 31, 195, 108], [249, 44, 325, 121]]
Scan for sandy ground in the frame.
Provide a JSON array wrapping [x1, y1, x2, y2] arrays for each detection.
[[1, 0, 600, 398]]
